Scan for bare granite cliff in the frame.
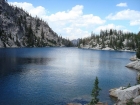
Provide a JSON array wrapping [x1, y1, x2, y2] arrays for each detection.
[[0, 0, 73, 47]]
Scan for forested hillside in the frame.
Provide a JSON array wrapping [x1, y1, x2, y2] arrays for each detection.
[[78, 29, 140, 51], [0, 0, 73, 47]]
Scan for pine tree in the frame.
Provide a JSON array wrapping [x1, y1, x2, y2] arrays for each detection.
[[136, 44, 140, 59], [110, 29, 113, 35], [90, 77, 101, 105], [41, 28, 44, 39]]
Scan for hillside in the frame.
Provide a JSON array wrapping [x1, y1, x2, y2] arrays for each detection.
[[78, 29, 140, 51], [0, 0, 73, 48]]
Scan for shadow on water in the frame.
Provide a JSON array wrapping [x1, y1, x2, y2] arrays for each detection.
[[0, 57, 53, 76], [66, 95, 91, 105]]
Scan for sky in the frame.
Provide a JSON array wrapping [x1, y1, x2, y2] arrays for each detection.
[[8, 0, 140, 39]]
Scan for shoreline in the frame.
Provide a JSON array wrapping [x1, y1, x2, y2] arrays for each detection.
[[79, 47, 136, 52], [109, 55, 140, 105], [0, 46, 136, 53], [67, 55, 140, 105]]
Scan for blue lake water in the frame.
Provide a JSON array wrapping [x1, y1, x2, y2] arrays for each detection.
[[0, 47, 137, 105]]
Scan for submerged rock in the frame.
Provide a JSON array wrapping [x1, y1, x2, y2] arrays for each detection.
[[95, 102, 108, 105], [67, 103, 82, 105]]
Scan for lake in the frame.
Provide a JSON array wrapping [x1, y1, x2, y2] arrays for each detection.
[[0, 47, 137, 105]]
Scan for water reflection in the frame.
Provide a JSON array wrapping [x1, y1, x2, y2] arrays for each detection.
[[0, 57, 53, 76], [18, 57, 53, 65], [0, 48, 137, 105]]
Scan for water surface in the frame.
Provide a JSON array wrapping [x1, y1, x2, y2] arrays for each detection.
[[0, 47, 137, 105]]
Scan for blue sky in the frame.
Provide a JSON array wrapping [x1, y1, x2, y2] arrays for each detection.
[[8, 0, 140, 39]]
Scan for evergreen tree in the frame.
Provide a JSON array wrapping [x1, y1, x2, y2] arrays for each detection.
[[110, 29, 113, 35], [90, 77, 101, 105], [136, 44, 140, 59], [41, 28, 44, 39]]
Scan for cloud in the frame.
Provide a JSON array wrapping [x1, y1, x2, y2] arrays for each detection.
[[63, 27, 90, 39], [9, 2, 106, 39], [106, 9, 140, 27], [9, 2, 48, 17], [94, 24, 130, 33], [106, 9, 140, 20], [130, 20, 140, 26], [116, 3, 127, 7], [42, 5, 83, 22]]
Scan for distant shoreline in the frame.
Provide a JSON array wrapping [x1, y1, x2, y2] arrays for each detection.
[[79, 47, 136, 52]]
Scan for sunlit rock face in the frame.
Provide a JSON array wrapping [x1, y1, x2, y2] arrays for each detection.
[[0, 0, 63, 47], [110, 85, 140, 105]]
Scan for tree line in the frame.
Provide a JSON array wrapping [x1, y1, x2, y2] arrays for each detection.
[[78, 29, 140, 58]]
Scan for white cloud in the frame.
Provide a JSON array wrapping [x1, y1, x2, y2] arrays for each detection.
[[116, 3, 127, 7], [9, 2, 48, 17], [9, 2, 106, 39], [106, 9, 140, 20], [63, 27, 90, 39], [43, 5, 83, 22], [130, 20, 140, 26], [106, 9, 140, 27], [94, 24, 130, 33]]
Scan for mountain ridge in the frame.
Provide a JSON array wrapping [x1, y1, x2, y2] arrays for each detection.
[[0, 0, 73, 48]]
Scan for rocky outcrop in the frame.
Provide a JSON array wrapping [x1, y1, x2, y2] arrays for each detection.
[[109, 85, 140, 105], [110, 55, 140, 105], [126, 55, 140, 71], [102, 47, 114, 50], [137, 72, 140, 81], [67, 102, 108, 105], [78, 29, 138, 52], [126, 60, 140, 71], [133, 95, 140, 103], [0, 0, 73, 48], [130, 55, 137, 61], [109, 87, 124, 98]]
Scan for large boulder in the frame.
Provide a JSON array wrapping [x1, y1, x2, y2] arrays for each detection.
[[126, 60, 139, 68], [109, 85, 140, 101], [95, 102, 108, 105], [130, 55, 137, 61], [133, 95, 140, 103], [126, 55, 140, 71], [117, 85, 140, 101], [109, 87, 124, 98], [137, 72, 140, 81], [133, 60, 140, 70], [102, 47, 114, 50]]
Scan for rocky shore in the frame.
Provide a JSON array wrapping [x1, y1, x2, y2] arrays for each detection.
[[126, 55, 140, 71], [67, 102, 108, 105], [67, 55, 140, 105], [109, 55, 140, 105], [109, 84, 140, 105]]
